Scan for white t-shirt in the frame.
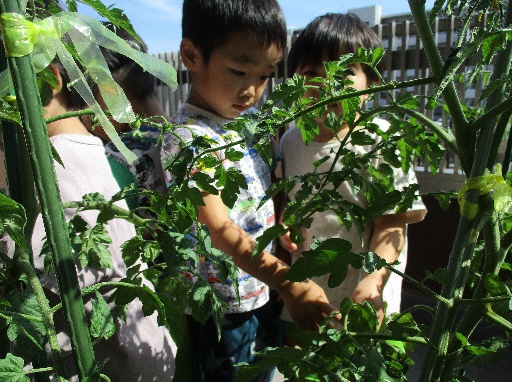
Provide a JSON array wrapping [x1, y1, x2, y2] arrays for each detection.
[[279, 119, 427, 320], [162, 103, 275, 314], [30, 134, 176, 381]]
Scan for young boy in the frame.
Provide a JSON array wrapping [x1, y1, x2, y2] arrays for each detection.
[[28, 60, 176, 380], [161, 0, 337, 380], [278, 13, 427, 343]]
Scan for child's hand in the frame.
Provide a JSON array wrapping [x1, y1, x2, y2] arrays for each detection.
[[279, 278, 339, 331], [351, 275, 385, 327], [278, 230, 298, 252]]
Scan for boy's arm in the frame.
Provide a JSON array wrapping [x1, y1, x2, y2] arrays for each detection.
[[351, 213, 406, 324], [199, 192, 337, 331]]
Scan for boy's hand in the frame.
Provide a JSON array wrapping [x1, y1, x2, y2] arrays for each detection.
[[278, 278, 339, 331], [278, 230, 298, 252], [351, 274, 385, 326]]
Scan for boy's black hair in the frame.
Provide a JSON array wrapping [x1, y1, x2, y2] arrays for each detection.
[[182, 0, 287, 64], [100, 23, 156, 101], [288, 13, 383, 84]]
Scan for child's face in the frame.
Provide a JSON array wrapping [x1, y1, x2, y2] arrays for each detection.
[[297, 59, 370, 124], [187, 33, 282, 119]]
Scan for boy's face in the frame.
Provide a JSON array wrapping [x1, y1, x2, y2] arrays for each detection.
[[297, 59, 370, 124], [185, 33, 282, 119]]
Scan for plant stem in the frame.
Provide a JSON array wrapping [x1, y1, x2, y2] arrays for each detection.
[[485, 310, 512, 332], [443, 212, 504, 371], [408, 0, 472, 175], [366, 104, 458, 154], [345, 332, 429, 345], [0, 1, 96, 379], [15, 252, 66, 376], [44, 108, 96, 125]]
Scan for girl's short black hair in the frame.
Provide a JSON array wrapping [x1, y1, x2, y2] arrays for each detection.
[[182, 0, 287, 63], [288, 13, 383, 84]]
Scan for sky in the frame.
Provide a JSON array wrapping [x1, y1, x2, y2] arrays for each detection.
[[78, 1, 436, 54]]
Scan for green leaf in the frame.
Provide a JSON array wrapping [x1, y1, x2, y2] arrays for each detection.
[[191, 172, 218, 195], [90, 291, 115, 340], [0, 354, 30, 382], [224, 148, 244, 162], [286, 238, 360, 288], [346, 301, 378, 334], [0, 193, 27, 251], [296, 112, 320, 145], [387, 312, 422, 338], [362, 252, 389, 274], [5, 288, 45, 358], [188, 280, 225, 334], [0, 99, 21, 125], [168, 147, 195, 186], [78, 0, 139, 42], [77, 224, 113, 269], [350, 130, 376, 146], [484, 274, 511, 296], [121, 235, 145, 267], [217, 167, 248, 209], [251, 224, 287, 259], [424, 268, 450, 285]]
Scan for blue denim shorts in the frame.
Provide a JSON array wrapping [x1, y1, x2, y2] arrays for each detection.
[[186, 293, 283, 381]]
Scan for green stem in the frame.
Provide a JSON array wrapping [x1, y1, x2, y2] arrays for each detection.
[[345, 332, 429, 345], [26, 367, 55, 375], [15, 252, 66, 376], [0, 311, 44, 323], [0, 2, 96, 379], [280, 76, 434, 128], [471, 96, 512, 134], [456, 295, 512, 305], [444, 213, 503, 371], [485, 310, 512, 332], [62, 200, 150, 228], [409, 0, 472, 175], [44, 108, 96, 125], [367, 104, 458, 154], [387, 266, 449, 305]]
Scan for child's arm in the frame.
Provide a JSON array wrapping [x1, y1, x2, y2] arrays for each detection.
[[199, 192, 337, 331], [277, 194, 298, 253], [351, 214, 406, 324]]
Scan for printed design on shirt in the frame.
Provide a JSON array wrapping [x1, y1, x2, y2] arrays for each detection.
[[166, 105, 275, 313]]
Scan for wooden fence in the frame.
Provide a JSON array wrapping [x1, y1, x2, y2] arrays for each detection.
[[154, 15, 496, 193]]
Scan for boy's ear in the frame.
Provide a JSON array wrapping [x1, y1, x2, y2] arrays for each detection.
[[48, 64, 64, 95], [180, 38, 203, 71]]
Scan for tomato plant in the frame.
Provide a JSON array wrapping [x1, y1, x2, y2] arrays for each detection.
[[1, 0, 512, 381]]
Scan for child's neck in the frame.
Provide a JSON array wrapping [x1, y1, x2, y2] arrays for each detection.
[[312, 124, 350, 143]]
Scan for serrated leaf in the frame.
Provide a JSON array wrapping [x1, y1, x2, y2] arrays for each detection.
[[218, 167, 248, 208], [78, 0, 138, 42], [90, 291, 115, 340], [192, 172, 218, 195], [77, 224, 113, 269], [350, 130, 376, 146], [224, 147, 245, 162], [252, 224, 288, 259], [286, 238, 360, 288], [5, 288, 45, 358], [0, 193, 27, 251], [0, 354, 30, 382]]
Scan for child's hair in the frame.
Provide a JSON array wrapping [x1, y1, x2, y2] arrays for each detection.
[[182, 0, 287, 64], [288, 13, 383, 84], [100, 23, 156, 101], [51, 39, 88, 111]]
